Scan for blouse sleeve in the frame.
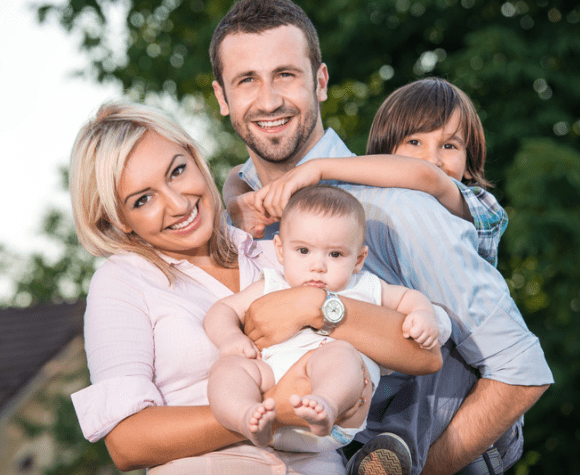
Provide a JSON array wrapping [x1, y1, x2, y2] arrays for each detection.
[[71, 257, 164, 442]]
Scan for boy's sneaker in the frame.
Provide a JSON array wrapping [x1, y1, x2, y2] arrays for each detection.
[[345, 432, 412, 475]]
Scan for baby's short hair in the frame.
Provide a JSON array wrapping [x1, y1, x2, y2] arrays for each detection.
[[281, 185, 366, 244]]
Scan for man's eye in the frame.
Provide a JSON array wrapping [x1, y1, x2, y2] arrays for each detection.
[[298, 248, 309, 254]]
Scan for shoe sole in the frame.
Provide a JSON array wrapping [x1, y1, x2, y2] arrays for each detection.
[[350, 433, 412, 475]]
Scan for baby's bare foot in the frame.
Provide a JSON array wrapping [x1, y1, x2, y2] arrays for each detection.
[[289, 394, 336, 437], [246, 398, 276, 447]]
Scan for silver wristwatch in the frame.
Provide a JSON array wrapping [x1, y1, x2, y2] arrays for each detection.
[[316, 291, 345, 336]]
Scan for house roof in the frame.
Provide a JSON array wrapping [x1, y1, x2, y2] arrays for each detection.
[[0, 300, 85, 412]]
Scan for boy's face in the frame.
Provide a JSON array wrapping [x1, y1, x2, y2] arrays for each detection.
[[393, 109, 471, 182], [273, 209, 368, 292], [212, 25, 328, 170]]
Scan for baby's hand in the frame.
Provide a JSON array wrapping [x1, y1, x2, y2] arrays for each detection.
[[254, 161, 323, 219], [219, 333, 261, 359], [227, 191, 278, 238], [402, 310, 439, 350]]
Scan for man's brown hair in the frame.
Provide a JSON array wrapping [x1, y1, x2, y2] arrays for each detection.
[[210, 0, 322, 89]]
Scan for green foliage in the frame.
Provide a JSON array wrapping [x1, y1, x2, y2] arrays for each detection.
[[501, 138, 580, 473], [23, 0, 580, 473]]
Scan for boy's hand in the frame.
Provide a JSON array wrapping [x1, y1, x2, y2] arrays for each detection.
[[254, 161, 323, 219], [226, 191, 278, 238], [402, 310, 439, 350], [218, 333, 261, 359]]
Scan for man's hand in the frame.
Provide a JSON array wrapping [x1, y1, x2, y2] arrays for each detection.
[[244, 286, 326, 349]]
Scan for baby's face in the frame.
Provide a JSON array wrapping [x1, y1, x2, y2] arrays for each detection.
[[274, 210, 367, 292], [393, 109, 470, 181]]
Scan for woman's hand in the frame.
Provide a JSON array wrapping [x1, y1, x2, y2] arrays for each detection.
[[253, 160, 324, 219], [244, 286, 326, 350]]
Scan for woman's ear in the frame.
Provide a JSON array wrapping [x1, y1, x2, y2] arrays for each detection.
[[354, 245, 368, 273], [273, 234, 284, 265]]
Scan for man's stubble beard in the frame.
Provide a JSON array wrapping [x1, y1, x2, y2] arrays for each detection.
[[231, 97, 319, 165]]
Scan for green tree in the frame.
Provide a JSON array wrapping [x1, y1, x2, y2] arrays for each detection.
[[31, 0, 580, 473]]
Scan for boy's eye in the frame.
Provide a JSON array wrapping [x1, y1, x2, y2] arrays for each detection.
[[329, 251, 342, 258], [298, 248, 309, 255], [443, 143, 457, 150], [407, 139, 420, 146]]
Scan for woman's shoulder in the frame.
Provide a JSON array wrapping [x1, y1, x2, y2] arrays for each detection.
[[90, 252, 165, 290]]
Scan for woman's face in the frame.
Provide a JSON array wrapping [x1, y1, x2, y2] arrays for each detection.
[[118, 131, 216, 263]]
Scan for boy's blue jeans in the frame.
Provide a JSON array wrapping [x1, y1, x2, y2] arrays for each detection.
[[348, 342, 524, 474]]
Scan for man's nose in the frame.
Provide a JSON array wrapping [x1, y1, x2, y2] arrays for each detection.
[[256, 81, 284, 112]]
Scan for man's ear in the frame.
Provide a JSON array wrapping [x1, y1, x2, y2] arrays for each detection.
[[212, 80, 230, 116], [354, 245, 368, 273], [273, 234, 284, 265], [316, 63, 329, 103]]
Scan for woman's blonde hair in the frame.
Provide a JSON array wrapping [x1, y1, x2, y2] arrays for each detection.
[[70, 101, 238, 282]]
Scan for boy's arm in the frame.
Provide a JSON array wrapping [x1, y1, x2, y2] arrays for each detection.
[[257, 156, 472, 222]]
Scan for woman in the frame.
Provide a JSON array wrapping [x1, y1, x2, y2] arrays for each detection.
[[70, 102, 441, 474]]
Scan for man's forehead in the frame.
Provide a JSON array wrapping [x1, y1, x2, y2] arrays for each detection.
[[219, 25, 310, 76]]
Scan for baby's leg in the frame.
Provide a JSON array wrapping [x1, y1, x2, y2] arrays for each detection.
[[207, 355, 276, 447], [290, 340, 366, 437]]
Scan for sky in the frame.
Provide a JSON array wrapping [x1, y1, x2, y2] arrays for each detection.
[[0, 0, 121, 258]]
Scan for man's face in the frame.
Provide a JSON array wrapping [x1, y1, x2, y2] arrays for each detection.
[[213, 25, 328, 168]]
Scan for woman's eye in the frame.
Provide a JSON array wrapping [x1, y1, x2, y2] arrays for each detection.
[[134, 195, 151, 208], [443, 143, 457, 150], [171, 164, 186, 178]]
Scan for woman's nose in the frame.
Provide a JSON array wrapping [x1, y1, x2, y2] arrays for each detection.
[[165, 188, 189, 215]]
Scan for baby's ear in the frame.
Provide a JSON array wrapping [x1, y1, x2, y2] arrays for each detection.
[[273, 234, 284, 265], [354, 245, 368, 273]]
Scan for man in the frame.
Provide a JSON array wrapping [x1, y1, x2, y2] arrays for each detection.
[[209, 1, 553, 474]]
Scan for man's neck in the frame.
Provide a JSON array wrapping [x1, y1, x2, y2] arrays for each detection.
[[249, 126, 325, 186]]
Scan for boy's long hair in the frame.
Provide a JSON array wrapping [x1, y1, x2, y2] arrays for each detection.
[[210, 0, 322, 89], [367, 77, 490, 188]]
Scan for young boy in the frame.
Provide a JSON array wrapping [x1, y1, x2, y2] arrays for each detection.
[[226, 77, 508, 267], [204, 185, 446, 453]]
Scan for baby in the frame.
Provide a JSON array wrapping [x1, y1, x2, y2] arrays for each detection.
[[204, 185, 444, 451]]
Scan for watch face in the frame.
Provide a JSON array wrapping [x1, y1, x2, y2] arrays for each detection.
[[323, 297, 345, 323]]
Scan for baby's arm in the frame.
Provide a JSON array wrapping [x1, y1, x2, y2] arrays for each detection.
[[379, 279, 440, 350], [257, 156, 472, 222], [204, 280, 266, 358], [223, 166, 277, 237]]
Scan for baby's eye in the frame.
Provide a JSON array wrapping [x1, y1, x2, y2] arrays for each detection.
[[298, 248, 309, 255], [329, 251, 342, 258]]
